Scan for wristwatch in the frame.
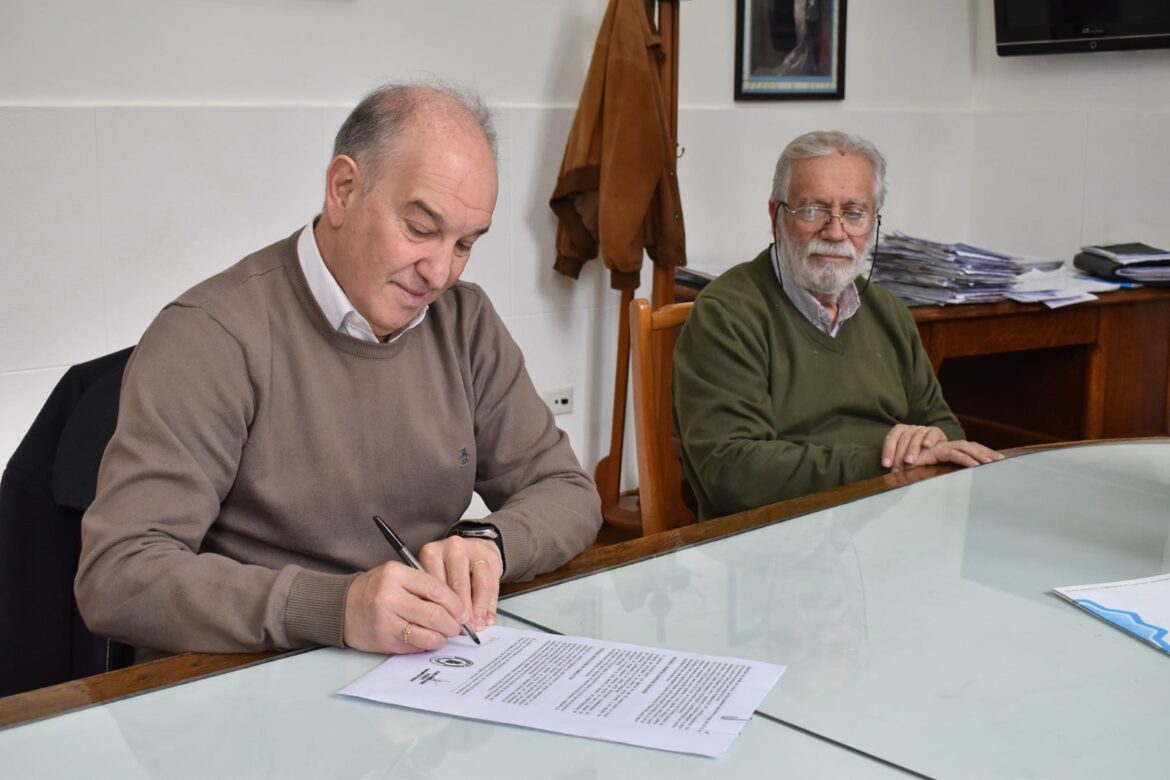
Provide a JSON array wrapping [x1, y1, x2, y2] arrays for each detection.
[[449, 522, 506, 571]]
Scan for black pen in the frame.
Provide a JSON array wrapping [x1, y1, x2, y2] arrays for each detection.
[[371, 515, 481, 645]]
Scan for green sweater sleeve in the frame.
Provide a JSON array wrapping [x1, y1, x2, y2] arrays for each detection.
[[673, 295, 884, 519], [672, 255, 964, 521]]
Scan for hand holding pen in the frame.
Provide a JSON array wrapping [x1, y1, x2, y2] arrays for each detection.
[[340, 516, 501, 654], [373, 515, 481, 645]]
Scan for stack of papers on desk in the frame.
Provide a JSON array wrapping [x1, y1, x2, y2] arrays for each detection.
[[1109, 264, 1170, 283], [870, 232, 1024, 305], [676, 265, 719, 290], [1005, 265, 1123, 308], [1054, 573, 1170, 655]]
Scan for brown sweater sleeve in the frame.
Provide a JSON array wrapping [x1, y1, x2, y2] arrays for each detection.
[[75, 305, 350, 653], [75, 262, 601, 653], [461, 293, 602, 581]]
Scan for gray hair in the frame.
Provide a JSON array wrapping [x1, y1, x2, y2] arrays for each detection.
[[333, 80, 498, 192], [771, 130, 888, 212]]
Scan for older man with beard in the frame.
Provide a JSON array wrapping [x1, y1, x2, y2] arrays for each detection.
[[672, 130, 1001, 520]]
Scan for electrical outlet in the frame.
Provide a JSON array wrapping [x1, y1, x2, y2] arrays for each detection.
[[540, 385, 574, 415]]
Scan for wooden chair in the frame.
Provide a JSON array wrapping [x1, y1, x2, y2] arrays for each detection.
[[629, 298, 697, 536]]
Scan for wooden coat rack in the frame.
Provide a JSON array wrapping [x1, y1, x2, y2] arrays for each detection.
[[593, 0, 685, 534]]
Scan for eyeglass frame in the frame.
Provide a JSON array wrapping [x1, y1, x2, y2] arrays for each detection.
[[776, 201, 880, 237], [771, 201, 884, 298]]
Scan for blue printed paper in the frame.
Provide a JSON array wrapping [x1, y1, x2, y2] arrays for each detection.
[[1055, 574, 1170, 655]]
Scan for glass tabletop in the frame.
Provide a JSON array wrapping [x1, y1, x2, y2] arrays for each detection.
[[0, 615, 902, 779], [500, 442, 1170, 779]]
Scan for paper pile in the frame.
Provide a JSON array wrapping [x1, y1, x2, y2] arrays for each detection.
[[870, 232, 1023, 305]]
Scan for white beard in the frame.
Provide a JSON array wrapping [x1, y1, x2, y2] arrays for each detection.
[[778, 228, 873, 300]]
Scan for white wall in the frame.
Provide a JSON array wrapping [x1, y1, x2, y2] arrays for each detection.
[[0, 0, 620, 475], [676, 1, 977, 271], [2, 0, 1168, 480], [967, 1, 1170, 260]]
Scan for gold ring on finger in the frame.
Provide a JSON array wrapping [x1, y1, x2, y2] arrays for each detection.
[[471, 559, 490, 568], [402, 623, 414, 643]]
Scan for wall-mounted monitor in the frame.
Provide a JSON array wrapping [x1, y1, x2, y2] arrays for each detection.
[[994, 0, 1170, 56]]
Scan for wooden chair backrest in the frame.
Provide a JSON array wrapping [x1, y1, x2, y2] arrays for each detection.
[[629, 298, 697, 536]]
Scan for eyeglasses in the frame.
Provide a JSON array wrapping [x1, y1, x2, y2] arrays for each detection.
[[778, 202, 876, 236]]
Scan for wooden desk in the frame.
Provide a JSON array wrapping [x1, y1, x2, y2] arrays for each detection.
[[915, 287, 1170, 447], [677, 284, 1170, 448]]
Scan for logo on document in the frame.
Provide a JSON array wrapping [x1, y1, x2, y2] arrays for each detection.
[[431, 656, 473, 668], [410, 669, 445, 685]]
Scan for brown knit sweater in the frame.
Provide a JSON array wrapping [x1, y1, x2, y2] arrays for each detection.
[[76, 230, 601, 654]]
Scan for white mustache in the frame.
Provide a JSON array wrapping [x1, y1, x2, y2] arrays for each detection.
[[804, 239, 857, 261]]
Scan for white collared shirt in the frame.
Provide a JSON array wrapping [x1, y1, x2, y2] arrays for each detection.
[[297, 220, 427, 344], [771, 243, 860, 337]]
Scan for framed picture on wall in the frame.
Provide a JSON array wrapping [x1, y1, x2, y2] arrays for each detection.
[[734, 0, 847, 101]]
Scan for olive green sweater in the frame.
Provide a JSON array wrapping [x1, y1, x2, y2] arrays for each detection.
[[76, 230, 601, 654], [673, 249, 963, 520]]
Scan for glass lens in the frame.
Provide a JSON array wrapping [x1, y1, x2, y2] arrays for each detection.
[[796, 206, 830, 223], [841, 211, 872, 235], [785, 204, 874, 235]]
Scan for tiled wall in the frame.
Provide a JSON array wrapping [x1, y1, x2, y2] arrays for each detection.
[[3, 0, 1169, 483], [967, 3, 1170, 260], [0, 100, 980, 476], [0, 102, 627, 478], [676, 108, 974, 272], [969, 110, 1170, 260]]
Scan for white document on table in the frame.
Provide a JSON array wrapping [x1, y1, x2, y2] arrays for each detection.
[[338, 625, 785, 757], [1054, 573, 1170, 654]]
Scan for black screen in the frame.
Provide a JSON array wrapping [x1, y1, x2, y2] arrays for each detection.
[[994, 0, 1170, 55]]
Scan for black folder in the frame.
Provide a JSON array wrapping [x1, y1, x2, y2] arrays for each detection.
[[1073, 251, 1170, 286]]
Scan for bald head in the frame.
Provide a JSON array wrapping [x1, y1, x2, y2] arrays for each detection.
[[316, 83, 498, 341], [333, 82, 498, 193]]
